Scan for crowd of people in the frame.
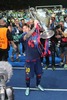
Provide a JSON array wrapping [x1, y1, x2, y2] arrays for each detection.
[[0, 7, 67, 96]]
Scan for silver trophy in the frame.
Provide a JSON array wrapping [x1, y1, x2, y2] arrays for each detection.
[[0, 61, 14, 100], [29, 7, 54, 39]]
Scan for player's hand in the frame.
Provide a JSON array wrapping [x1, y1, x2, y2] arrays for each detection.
[[34, 20, 39, 28]]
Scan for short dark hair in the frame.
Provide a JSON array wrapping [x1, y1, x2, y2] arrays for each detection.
[[21, 19, 24, 21], [64, 15, 67, 21], [22, 23, 30, 28], [55, 25, 61, 30]]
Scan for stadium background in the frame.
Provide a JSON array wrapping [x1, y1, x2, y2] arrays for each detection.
[[0, 0, 67, 100], [0, 0, 65, 10]]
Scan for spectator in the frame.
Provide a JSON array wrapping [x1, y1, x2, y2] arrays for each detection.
[[10, 18, 22, 61], [0, 18, 17, 61], [64, 15, 67, 29], [49, 13, 57, 30]]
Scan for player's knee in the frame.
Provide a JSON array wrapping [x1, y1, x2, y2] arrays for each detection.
[[37, 74, 41, 78], [26, 77, 30, 81]]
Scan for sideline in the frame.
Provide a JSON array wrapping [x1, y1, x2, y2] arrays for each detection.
[[13, 87, 67, 91], [13, 67, 67, 70]]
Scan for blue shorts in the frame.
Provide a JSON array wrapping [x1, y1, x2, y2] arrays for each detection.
[[25, 59, 43, 78]]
